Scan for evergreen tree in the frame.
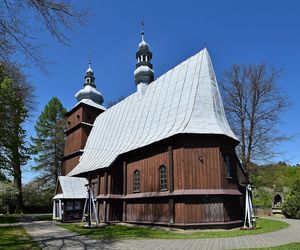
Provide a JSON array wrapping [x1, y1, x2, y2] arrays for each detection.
[[0, 65, 33, 213], [32, 97, 67, 188]]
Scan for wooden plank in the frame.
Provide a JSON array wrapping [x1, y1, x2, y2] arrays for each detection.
[[169, 198, 174, 224], [122, 201, 126, 221], [123, 160, 127, 195], [104, 171, 108, 195], [97, 173, 100, 195], [168, 145, 174, 193]]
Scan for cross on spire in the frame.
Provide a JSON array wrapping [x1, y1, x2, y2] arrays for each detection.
[[141, 21, 144, 41]]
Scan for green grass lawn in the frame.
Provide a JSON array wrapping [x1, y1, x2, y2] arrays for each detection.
[[234, 242, 300, 250], [60, 218, 288, 240], [0, 226, 40, 250]]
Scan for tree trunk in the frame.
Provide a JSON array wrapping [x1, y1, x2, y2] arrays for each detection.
[[13, 144, 23, 213], [13, 163, 23, 213]]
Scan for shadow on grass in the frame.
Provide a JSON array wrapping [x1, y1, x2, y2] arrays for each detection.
[[0, 226, 40, 250], [59, 218, 289, 240], [60, 223, 176, 241]]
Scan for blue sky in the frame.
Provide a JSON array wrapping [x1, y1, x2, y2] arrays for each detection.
[[22, 0, 300, 183]]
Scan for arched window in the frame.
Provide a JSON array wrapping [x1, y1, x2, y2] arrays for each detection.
[[159, 165, 168, 191], [133, 170, 140, 192]]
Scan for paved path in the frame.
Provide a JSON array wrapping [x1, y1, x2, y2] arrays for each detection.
[[23, 218, 300, 250]]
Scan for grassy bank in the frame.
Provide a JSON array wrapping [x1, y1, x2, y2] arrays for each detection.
[[60, 218, 288, 240], [0, 226, 40, 250]]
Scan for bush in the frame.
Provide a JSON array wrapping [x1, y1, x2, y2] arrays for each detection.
[[252, 187, 273, 208], [282, 179, 300, 219], [0, 181, 17, 214]]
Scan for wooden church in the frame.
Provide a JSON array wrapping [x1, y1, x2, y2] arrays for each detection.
[[53, 31, 247, 228]]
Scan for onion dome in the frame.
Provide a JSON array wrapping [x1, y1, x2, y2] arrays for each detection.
[[134, 29, 154, 88], [75, 63, 104, 105]]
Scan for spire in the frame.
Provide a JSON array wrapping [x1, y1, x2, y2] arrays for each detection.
[[134, 22, 154, 94], [141, 21, 145, 42], [84, 62, 96, 88], [75, 63, 104, 105]]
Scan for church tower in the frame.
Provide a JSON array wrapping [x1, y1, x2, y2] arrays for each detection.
[[134, 27, 154, 94], [62, 63, 105, 175]]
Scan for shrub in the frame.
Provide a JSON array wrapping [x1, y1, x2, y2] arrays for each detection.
[[252, 187, 272, 208], [282, 179, 300, 219]]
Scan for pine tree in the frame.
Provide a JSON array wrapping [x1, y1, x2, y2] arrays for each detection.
[[32, 97, 67, 188]]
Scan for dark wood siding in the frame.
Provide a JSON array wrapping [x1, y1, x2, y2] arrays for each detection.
[[62, 104, 104, 175], [173, 135, 222, 190], [126, 199, 169, 223], [63, 156, 80, 176], [126, 147, 169, 194], [174, 196, 225, 223], [88, 134, 244, 226]]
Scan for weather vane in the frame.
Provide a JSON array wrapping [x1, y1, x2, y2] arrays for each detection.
[[88, 54, 92, 67]]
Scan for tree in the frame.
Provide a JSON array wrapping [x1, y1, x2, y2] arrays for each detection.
[[252, 187, 272, 208], [0, 181, 18, 214], [282, 178, 300, 219], [31, 97, 67, 188], [0, 0, 86, 69], [23, 177, 53, 207], [0, 64, 34, 212], [221, 64, 289, 169]]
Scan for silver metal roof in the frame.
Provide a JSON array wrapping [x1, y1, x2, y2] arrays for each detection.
[[53, 176, 88, 199], [73, 98, 106, 111], [68, 48, 238, 176]]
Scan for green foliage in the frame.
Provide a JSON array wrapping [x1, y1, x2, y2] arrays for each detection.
[[0, 182, 17, 214], [249, 162, 300, 191], [249, 162, 300, 209], [0, 67, 32, 171], [282, 178, 300, 219], [0, 64, 34, 212], [31, 97, 67, 188], [252, 187, 273, 208], [22, 178, 54, 207]]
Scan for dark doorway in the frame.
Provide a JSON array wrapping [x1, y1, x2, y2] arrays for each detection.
[[110, 200, 123, 221], [273, 194, 282, 207]]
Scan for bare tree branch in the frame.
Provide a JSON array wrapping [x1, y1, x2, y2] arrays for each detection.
[[0, 0, 87, 70], [220, 63, 291, 169]]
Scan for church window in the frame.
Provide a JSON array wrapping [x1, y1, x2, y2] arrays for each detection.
[[133, 170, 140, 192], [159, 165, 168, 191], [224, 155, 232, 178]]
